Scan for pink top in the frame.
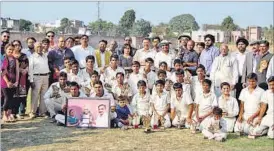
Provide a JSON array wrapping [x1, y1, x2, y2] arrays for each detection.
[[1, 56, 17, 88]]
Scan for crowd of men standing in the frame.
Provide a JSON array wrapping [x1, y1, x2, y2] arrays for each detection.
[[0, 29, 273, 140]]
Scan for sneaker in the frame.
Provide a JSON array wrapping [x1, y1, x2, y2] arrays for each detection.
[[29, 113, 36, 119], [16, 114, 24, 120], [203, 136, 208, 139]]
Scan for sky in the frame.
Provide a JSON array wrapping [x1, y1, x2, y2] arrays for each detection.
[[1, 1, 273, 28]]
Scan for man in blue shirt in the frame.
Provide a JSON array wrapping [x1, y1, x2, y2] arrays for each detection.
[[199, 34, 220, 76]]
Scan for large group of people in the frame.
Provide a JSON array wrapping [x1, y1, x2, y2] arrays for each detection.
[[1, 30, 273, 142]]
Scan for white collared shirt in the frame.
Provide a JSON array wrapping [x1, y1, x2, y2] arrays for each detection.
[[127, 72, 147, 95], [133, 48, 156, 64], [95, 112, 108, 127], [260, 89, 273, 116], [67, 71, 83, 85], [71, 45, 97, 69], [170, 92, 193, 118], [111, 83, 133, 98], [239, 86, 265, 119], [195, 92, 217, 116], [232, 51, 248, 76], [213, 95, 239, 118], [191, 76, 214, 100], [28, 52, 50, 82], [154, 51, 174, 69], [101, 66, 125, 86], [151, 91, 170, 112], [131, 92, 151, 116], [139, 68, 157, 89]]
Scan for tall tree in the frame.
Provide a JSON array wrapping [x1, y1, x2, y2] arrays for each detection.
[[88, 19, 115, 35], [169, 14, 199, 34], [263, 24, 274, 43], [119, 9, 136, 36], [58, 18, 71, 33], [221, 16, 237, 31], [130, 19, 152, 37], [19, 19, 32, 31]]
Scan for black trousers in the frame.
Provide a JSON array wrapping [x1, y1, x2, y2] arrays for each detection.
[[235, 76, 243, 105], [2, 88, 16, 111]]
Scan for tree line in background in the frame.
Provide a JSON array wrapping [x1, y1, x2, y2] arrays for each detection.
[[17, 9, 274, 43]]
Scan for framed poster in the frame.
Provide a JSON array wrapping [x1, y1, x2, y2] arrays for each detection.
[[65, 97, 111, 128]]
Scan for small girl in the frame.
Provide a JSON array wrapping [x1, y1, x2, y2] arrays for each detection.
[[79, 107, 93, 128]]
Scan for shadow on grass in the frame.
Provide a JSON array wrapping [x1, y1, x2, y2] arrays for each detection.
[[1, 118, 101, 151]]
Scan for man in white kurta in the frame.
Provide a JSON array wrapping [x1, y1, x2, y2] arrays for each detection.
[[210, 44, 239, 97], [254, 76, 274, 138], [234, 74, 265, 135]]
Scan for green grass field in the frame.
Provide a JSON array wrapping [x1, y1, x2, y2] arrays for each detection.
[[1, 118, 273, 151]]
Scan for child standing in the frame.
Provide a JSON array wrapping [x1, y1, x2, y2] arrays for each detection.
[[113, 96, 131, 129], [150, 80, 171, 128], [202, 107, 227, 142], [213, 82, 239, 132]]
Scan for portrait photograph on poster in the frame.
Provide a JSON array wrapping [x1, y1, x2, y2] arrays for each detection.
[[65, 97, 111, 128]]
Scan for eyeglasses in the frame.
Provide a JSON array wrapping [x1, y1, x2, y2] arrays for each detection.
[[125, 39, 131, 41], [13, 44, 21, 47], [3, 35, 10, 38]]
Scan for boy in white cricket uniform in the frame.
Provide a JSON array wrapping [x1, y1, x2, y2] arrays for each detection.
[[191, 64, 214, 100], [195, 79, 217, 131], [131, 80, 151, 126], [170, 83, 194, 128], [202, 107, 227, 142], [170, 59, 183, 83], [127, 61, 147, 95], [150, 80, 171, 128], [254, 76, 274, 139], [139, 58, 157, 91], [152, 70, 167, 95], [235, 73, 265, 135], [101, 55, 125, 88], [213, 82, 239, 132]]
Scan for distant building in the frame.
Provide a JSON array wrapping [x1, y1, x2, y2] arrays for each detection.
[[231, 31, 246, 43], [1, 17, 20, 31], [245, 26, 262, 41], [70, 20, 84, 28], [191, 29, 230, 43]]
